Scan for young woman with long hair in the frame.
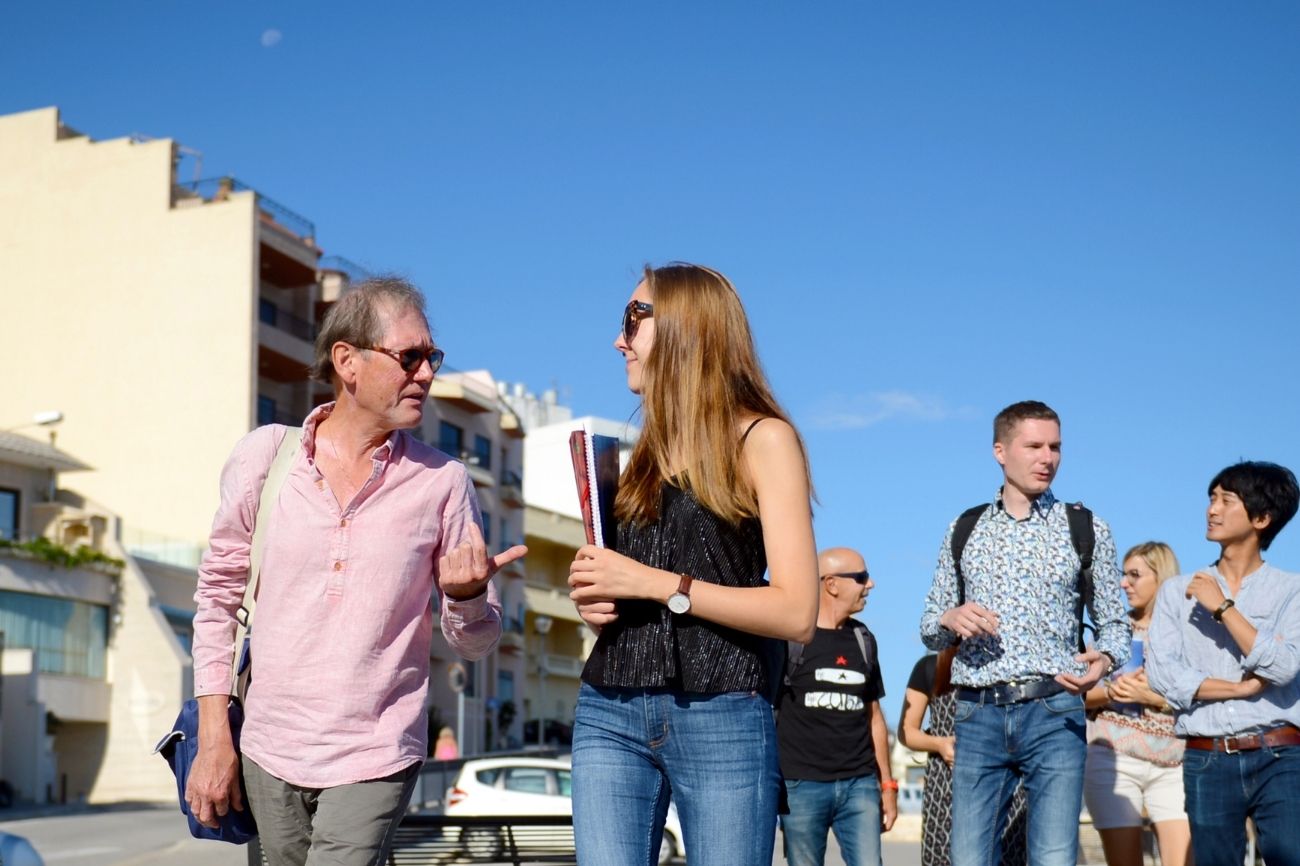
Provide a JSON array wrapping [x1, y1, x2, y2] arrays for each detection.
[[567, 263, 819, 866]]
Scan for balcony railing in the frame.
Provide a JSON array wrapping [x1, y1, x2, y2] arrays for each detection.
[[176, 177, 316, 243], [259, 299, 319, 341], [318, 255, 373, 283]]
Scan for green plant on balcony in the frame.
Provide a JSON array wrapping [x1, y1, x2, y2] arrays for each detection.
[[0, 536, 125, 575]]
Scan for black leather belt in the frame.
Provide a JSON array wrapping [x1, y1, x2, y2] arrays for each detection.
[[956, 678, 1066, 706]]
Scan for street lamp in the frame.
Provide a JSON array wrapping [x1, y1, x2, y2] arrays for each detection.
[[534, 615, 553, 745]]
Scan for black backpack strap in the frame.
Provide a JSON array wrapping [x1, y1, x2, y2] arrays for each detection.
[[784, 640, 805, 687], [1065, 502, 1096, 652], [950, 504, 989, 607]]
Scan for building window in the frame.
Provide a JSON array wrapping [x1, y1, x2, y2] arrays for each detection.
[[473, 435, 492, 470], [0, 488, 18, 541], [498, 670, 515, 702], [258, 298, 278, 327], [0, 590, 108, 678], [439, 422, 463, 458], [500, 517, 508, 548], [257, 395, 277, 426], [481, 511, 492, 546]]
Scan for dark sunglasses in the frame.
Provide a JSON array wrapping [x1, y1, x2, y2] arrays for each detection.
[[621, 301, 654, 343], [363, 345, 445, 375], [822, 570, 870, 585]]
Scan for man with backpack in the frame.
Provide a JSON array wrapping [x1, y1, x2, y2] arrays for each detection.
[[919, 400, 1130, 866], [777, 546, 897, 866]]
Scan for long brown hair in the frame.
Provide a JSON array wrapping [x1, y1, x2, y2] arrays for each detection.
[[615, 262, 811, 526]]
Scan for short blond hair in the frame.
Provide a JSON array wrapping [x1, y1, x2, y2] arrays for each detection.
[[1121, 541, 1180, 585]]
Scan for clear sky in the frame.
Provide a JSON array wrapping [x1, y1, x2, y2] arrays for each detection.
[[5, 2, 1299, 727]]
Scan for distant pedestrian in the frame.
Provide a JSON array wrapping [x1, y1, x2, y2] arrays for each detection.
[[569, 262, 819, 866], [1082, 541, 1191, 866], [777, 547, 897, 866], [1147, 461, 1300, 866], [919, 400, 1131, 866], [434, 727, 459, 761], [898, 653, 1027, 866]]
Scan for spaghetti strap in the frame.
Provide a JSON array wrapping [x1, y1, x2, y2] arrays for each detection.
[[739, 417, 769, 447]]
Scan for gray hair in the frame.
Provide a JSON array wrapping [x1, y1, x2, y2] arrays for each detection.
[[309, 276, 429, 385]]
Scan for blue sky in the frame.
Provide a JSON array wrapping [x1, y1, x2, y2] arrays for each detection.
[[5, 2, 1299, 726]]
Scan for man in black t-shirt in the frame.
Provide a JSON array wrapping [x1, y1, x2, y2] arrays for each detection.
[[777, 547, 897, 866]]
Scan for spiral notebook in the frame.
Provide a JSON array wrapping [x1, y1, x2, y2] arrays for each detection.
[[568, 426, 620, 548]]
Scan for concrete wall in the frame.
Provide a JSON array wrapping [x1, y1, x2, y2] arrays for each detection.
[[88, 538, 190, 803], [0, 106, 259, 548], [1, 650, 56, 803]]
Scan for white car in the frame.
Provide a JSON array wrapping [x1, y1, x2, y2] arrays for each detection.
[[446, 756, 685, 864]]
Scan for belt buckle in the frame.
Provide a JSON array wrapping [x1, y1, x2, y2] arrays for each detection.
[[1223, 735, 1239, 755]]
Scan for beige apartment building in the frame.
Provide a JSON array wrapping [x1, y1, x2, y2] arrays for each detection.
[[0, 105, 531, 797], [0, 431, 191, 804], [0, 105, 351, 564], [420, 370, 529, 751]]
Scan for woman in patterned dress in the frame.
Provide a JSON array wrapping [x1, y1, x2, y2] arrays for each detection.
[[900, 653, 1028, 866], [1083, 542, 1191, 866]]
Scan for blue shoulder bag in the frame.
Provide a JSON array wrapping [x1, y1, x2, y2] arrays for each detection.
[[153, 428, 301, 844]]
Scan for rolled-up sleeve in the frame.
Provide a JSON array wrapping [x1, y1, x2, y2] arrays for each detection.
[[192, 427, 280, 697], [920, 521, 961, 650], [1146, 577, 1207, 710], [434, 466, 502, 661], [1242, 588, 1300, 685], [1088, 518, 1131, 667]]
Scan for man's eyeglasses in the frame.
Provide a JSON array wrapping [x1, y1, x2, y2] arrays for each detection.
[[622, 301, 654, 343], [822, 570, 870, 585], [363, 345, 445, 375]]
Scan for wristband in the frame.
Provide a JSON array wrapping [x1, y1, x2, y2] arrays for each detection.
[[880, 779, 899, 792]]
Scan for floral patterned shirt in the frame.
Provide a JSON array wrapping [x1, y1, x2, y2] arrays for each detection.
[[920, 488, 1131, 687]]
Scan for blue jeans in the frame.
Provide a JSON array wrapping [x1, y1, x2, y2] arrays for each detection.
[[781, 775, 882, 866], [571, 682, 780, 866], [951, 689, 1086, 866], [1182, 743, 1300, 866]]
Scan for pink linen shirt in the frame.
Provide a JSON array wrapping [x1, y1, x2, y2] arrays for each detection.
[[192, 404, 501, 787]]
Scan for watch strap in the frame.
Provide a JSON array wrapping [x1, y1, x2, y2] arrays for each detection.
[[675, 574, 693, 598], [1212, 598, 1236, 622]]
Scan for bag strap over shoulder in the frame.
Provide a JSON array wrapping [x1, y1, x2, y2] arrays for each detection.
[[784, 621, 872, 687], [1065, 502, 1095, 652], [950, 504, 989, 606], [231, 426, 302, 699]]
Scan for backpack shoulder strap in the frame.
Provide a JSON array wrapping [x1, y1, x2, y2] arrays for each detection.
[[1065, 501, 1096, 652], [231, 426, 302, 698], [950, 504, 989, 606], [850, 621, 871, 667], [784, 640, 806, 687]]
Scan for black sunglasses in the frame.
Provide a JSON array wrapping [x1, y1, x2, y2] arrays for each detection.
[[822, 570, 870, 585], [621, 301, 654, 343], [363, 345, 445, 375]]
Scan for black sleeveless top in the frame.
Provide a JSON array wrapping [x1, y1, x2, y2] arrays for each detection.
[[580, 480, 779, 695]]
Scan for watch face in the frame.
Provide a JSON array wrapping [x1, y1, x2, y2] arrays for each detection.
[[667, 593, 691, 615]]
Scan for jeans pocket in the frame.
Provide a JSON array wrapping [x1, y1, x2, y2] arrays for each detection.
[[1180, 749, 1214, 772], [954, 699, 977, 723], [1042, 689, 1085, 715]]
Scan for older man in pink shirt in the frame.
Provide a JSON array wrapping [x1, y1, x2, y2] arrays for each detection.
[[187, 277, 525, 866]]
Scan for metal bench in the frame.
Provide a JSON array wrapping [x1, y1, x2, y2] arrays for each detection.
[[247, 814, 577, 865]]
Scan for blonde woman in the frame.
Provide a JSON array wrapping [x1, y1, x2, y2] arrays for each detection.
[[568, 263, 819, 866], [1083, 542, 1191, 866]]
